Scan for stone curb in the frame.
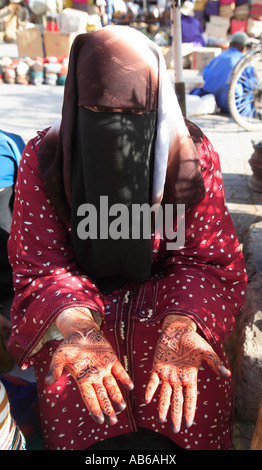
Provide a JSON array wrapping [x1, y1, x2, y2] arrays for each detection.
[[226, 221, 262, 449]]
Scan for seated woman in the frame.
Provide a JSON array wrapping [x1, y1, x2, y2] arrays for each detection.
[[7, 26, 247, 451]]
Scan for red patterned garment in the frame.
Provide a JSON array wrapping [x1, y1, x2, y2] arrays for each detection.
[[7, 125, 247, 450]]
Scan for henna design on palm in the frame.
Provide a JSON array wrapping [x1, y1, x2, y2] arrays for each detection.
[[145, 315, 231, 433], [45, 327, 133, 426]]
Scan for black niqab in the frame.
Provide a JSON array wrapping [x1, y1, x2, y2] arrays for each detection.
[[71, 107, 157, 293]]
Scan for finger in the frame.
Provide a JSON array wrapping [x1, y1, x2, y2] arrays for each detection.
[[218, 364, 231, 378], [103, 375, 126, 411], [170, 383, 183, 433], [45, 354, 65, 384], [93, 383, 118, 426], [158, 381, 172, 423], [112, 360, 134, 390], [145, 372, 160, 404], [79, 381, 105, 424], [184, 382, 197, 429], [202, 345, 231, 378]]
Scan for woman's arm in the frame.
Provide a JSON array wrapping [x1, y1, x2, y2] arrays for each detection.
[[8, 132, 104, 368]]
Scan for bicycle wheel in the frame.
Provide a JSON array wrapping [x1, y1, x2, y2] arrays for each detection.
[[227, 49, 262, 131]]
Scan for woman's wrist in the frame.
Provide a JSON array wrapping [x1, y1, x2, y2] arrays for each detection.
[[55, 307, 100, 337], [162, 314, 197, 332]]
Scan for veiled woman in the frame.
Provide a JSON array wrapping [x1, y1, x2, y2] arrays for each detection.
[[8, 26, 246, 450]]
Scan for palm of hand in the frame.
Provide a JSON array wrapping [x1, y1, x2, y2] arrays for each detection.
[[145, 322, 229, 432], [153, 326, 209, 380], [58, 328, 117, 383], [46, 328, 133, 425]]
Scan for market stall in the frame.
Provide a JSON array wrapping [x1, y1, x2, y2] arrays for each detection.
[[0, 0, 261, 88]]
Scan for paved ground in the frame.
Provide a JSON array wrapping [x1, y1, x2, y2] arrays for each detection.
[[193, 113, 262, 243]]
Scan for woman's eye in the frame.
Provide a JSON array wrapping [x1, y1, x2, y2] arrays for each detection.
[[130, 109, 144, 114], [93, 106, 106, 111]]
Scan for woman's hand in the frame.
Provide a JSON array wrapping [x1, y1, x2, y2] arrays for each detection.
[[145, 315, 231, 433], [45, 307, 133, 426]]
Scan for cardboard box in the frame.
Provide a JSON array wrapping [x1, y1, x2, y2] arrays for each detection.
[[205, 22, 229, 39], [206, 14, 230, 37], [161, 44, 194, 69], [43, 31, 79, 57], [17, 28, 44, 58], [209, 15, 230, 28], [192, 47, 222, 71]]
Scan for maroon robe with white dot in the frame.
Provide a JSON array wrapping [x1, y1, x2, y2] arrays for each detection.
[[8, 128, 246, 450]]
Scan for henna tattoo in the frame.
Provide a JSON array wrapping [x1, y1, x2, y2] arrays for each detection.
[[52, 328, 117, 383], [55, 306, 99, 336], [46, 325, 133, 426], [77, 364, 99, 380], [154, 325, 203, 372], [145, 316, 231, 433]]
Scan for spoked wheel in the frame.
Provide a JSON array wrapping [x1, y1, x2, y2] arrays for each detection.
[[227, 49, 262, 131]]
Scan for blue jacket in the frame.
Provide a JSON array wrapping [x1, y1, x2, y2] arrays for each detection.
[[203, 47, 244, 113], [0, 130, 25, 189]]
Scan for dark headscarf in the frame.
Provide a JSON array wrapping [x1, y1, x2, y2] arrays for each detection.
[[38, 26, 205, 293]]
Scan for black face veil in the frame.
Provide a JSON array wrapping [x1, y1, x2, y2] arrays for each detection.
[[71, 107, 157, 294]]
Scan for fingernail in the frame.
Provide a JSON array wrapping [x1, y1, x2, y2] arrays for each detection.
[[45, 371, 55, 385], [219, 365, 231, 377], [128, 379, 134, 390], [158, 416, 167, 424], [114, 400, 126, 412], [118, 401, 126, 411], [104, 413, 118, 426], [91, 413, 105, 425], [171, 422, 181, 433], [185, 418, 193, 429]]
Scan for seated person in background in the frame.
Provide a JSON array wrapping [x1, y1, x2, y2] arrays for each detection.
[[196, 32, 252, 114], [181, 1, 206, 47], [7, 26, 247, 451]]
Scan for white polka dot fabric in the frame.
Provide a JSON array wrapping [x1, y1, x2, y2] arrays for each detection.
[[7, 128, 247, 450]]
